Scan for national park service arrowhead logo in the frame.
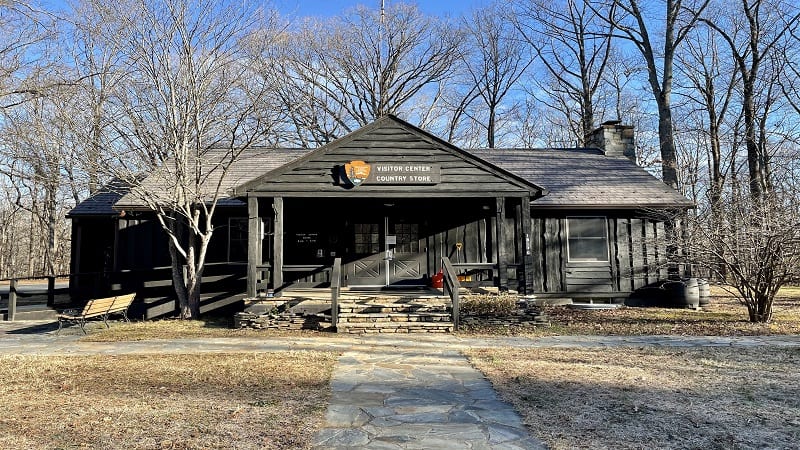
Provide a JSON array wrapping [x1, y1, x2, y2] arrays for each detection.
[[344, 160, 371, 187]]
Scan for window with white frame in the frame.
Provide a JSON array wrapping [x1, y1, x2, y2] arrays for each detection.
[[567, 217, 609, 262]]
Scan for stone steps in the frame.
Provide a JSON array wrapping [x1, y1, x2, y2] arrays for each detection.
[[234, 310, 331, 331], [335, 297, 454, 333], [236, 296, 455, 333], [337, 305, 449, 314], [337, 312, 452, 322], [336, 321, 453, 334]]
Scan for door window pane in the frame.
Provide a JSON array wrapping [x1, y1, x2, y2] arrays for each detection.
[[392, 223, 419, 253], [354, 223, 380, 254]]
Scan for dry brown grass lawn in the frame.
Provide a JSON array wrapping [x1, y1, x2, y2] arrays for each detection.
[[0, 351, 337, 449], [78, 284, 800, 341], [462, 285, 800, 336], [468, 346, 800, 450]]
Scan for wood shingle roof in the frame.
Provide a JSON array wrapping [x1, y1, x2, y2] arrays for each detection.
[[468, 148, 694, 209], [70, 119, 693, 215]]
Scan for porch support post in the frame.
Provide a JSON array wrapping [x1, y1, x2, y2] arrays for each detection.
[[273, 197, 284, 292], [521, 196, 534, 294], [247, 196, 260, 298], [495, 197, 508, 291]]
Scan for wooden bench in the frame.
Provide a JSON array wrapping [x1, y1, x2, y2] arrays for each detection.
[[107, 293, 135, 322], [57, 294, 135, 335]]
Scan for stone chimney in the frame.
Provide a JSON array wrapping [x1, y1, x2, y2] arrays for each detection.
[[586, 120, 636, 161]]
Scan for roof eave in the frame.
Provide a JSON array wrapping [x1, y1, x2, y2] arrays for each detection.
[[530, 202, 695, 210]]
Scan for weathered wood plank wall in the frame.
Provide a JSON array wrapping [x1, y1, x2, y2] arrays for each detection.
[[528, 214, 670, 298], [247, 124, 532, 198]]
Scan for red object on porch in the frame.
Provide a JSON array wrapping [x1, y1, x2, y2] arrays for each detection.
[[431, 270, 444, 289]]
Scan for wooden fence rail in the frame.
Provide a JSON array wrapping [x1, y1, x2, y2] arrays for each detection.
[[2, 275, 66, 321], [7, 279, 16, 321]]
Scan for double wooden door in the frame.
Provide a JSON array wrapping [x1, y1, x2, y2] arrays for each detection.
[[348, 217, 425, 286]]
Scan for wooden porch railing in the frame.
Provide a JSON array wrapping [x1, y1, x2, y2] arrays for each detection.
[[330, 258, 342, 328], [2, 275, 64, 321], [441, 256, 462, 331]]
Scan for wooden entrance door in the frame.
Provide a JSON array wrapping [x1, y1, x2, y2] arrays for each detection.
[[348, 222, 385, 285], [387, 218, 425, 286], [347, 217, 426, 286]]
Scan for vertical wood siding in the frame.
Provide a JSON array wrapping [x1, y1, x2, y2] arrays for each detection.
[[531, 214, 670, 296]]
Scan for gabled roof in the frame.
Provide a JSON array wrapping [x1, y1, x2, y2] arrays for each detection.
[[234, 114, 546, 198], [67, 178, 133, 217], [70, 117, 692, 215], [469, 148, 694, 209], [113, 147, 309, 211]]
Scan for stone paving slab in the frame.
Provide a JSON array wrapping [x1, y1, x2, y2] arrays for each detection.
[[312, 347, 546, 449]]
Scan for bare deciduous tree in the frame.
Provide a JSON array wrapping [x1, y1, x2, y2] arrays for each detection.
[[0, 91, 76, 275], [0, 1, 54, 109], [84, 0, 281, 318], [271, 3, 460, 145], [460, 2, 531, 148], [674, 189, 800, 322], [601, 0, 711, 190], [61, 0, 124, 194], [701, 0, 800, 201], [514, 0, 615, 145], [676, 21, 739, 208]]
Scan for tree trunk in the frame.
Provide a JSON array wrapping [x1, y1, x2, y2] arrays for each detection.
[[27, 211, 36, 277], [183, 243, 200, 319], [168, 238, 190, 319], [742, 81, 766, 201], [747, 294, 773, 323], [657, 93, 679, 191], [44, 184, 58, 275], [581, 89, 594, 146], [487, 106, 496, 148]]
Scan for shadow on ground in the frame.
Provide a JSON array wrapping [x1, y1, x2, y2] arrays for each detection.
[[4, 322, 60, 334]]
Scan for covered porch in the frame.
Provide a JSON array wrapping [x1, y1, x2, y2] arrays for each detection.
[[244, 195, 535, 297]]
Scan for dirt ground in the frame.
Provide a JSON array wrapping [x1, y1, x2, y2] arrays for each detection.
[[0, 351, 337, 449], [468, 346, 800, 450]]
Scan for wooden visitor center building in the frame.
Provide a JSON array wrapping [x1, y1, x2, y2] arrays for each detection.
[[68, 116, 693, 319]]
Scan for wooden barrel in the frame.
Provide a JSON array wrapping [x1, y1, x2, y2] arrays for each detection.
[[664, 279, 700, 308], [697, 279, 711, 306]]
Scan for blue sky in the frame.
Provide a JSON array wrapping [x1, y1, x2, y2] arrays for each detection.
[[40, 0, 486, 19], [271, 0, 484, 18]]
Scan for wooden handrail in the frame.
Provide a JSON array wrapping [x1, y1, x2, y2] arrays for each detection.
[[441, 256, 461, 331], [0, 274, 69, 282], [330, 258, 342, 329]]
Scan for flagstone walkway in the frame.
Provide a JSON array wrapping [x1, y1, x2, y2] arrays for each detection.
[[312, 347, 545, 449]]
